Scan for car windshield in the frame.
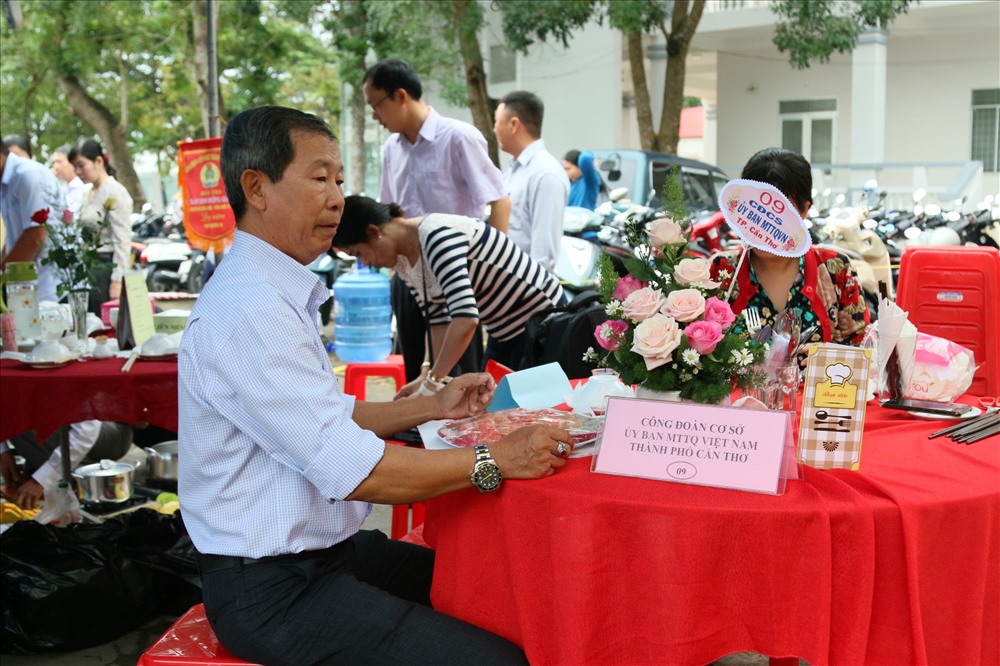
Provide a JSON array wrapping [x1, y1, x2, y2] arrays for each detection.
[[651, 163, 721, 213]]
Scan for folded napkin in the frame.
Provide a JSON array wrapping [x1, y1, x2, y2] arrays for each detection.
[[906, 333, 975, 402]]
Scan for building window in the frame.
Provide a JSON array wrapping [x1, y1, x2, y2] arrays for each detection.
[[971, 89, 999, 172], [489, 44, 516, 84], [779, 99, 836, 168]]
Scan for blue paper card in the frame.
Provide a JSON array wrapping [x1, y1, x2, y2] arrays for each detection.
[[487, 362, 573, 412]]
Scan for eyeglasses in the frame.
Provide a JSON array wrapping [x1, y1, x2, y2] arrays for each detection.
[[368, 93, 392, 112]]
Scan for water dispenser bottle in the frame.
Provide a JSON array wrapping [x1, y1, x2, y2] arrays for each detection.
[[333, 260, 392, 362]]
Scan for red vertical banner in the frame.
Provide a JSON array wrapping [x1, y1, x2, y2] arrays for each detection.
[[177, 137, 235, 252]]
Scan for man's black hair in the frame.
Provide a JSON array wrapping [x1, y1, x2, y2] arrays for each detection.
[[2, 134, 31, 158], [362, 58, 423, 101], [741, 148, 813, 213], [499, 91, 544, 139], [220, 106, 335, 221]]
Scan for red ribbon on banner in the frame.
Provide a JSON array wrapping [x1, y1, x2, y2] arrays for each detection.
[[177, 137, 235, 253]]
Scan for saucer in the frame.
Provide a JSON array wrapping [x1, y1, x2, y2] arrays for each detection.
[[22, 358, 75, 369], [137, 352, 179, 362], [909, 406, 983, 421]]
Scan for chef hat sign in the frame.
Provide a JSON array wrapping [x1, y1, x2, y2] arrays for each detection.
[[718, 179, 811, 257], [825, 363, 852, 385]]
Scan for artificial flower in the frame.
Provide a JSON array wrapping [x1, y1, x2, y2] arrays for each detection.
[[649, 216, 684, 246], [613, 275, 647, 301], [30, 208, 50, 225], [703, 297, 737, 328], [623, 287, 667, 322], [674, 257, 720, 289], [594, 320, 630, 351], [631, 313, 682, 371], [663, 289, 705, 323], [684, 320, 725, 355]]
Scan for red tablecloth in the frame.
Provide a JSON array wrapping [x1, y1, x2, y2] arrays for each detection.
[[425, 401, 1000, 665], [0, 357, 178, 441]]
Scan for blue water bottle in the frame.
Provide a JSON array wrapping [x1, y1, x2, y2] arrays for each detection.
[[333, 260, 393, 362]]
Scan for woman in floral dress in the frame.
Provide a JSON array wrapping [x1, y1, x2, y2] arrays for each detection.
[[69, 138, 133, 312], [711, 148, 870, 348]]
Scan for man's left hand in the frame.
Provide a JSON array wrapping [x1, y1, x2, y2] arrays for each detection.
[[13, 479, 44, 511], [436, 372, 495, 419]]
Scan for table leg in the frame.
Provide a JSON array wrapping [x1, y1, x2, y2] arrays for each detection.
[[59, 424, 72, 485]]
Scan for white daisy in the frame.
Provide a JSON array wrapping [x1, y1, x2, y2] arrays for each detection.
[[681, 348, 700, 366]]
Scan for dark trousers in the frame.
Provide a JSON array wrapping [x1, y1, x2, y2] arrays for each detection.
[[392, 275, 482, 382], [484, 332, 527, 372], [87, 253, 114, 315], [199, 529, 527, 666], [10, 422, 133, 475]]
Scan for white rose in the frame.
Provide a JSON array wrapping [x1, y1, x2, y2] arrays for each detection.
[[631, 313, 682, 370], [674, 257, 720, 288], [663, 289, 706, 323], [623, 287, 667, 322]]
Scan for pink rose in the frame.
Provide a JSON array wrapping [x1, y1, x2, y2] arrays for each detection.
[[594, 320, 629, 351], [674, 257, 720, 288], [648, 216, 684, 247], [631, 313, 682, 370], [684, 320, 725, 355], [613, 275, 647, 301], [61, 209, 74, 224], [703, 297, 736, 328], [623, 287, 667, 322], [663, 289, 705, 323]]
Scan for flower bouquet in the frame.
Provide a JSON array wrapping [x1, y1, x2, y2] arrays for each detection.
[[585, 179, 766, 405], [37, 190, 112, 298]]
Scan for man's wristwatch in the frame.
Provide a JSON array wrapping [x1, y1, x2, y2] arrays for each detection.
[[470, 444, 502, 493]]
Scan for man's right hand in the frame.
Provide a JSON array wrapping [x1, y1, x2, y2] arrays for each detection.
[[490, 425, 573, 480], [0, 451, 27, 496], [14, 479, 44, 510]]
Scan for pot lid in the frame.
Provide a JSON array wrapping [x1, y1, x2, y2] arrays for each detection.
[[74, 459, 133, 477]]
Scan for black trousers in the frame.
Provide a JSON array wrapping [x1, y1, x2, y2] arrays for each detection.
[[199, 529, 527, 666], [87, 253, 114, 315], [392, 275, 483, 382]]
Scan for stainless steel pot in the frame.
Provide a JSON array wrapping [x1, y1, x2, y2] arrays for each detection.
[[73, 460, 135, 504], [144, 440, 179, 481]]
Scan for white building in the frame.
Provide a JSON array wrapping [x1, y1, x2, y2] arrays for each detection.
[[400, 0, 999, 211]]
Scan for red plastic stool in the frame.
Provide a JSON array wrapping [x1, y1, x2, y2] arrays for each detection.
[[343, 354, 407, 400], [137, 603, 259, 665]]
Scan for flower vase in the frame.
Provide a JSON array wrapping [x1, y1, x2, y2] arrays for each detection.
[[68, 290, 90, 353], [635, 385, 682, 402]]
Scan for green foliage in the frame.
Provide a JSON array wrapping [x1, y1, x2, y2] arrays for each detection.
[[1, 0, 337, 165], [500, 0, 666, 53], [772, 0, 913, 69]]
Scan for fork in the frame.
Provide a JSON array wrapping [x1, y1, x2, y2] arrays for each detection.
[[742, 307, 762, 335]]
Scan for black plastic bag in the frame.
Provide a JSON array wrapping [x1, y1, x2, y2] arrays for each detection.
[[1, 510, 200, 654]]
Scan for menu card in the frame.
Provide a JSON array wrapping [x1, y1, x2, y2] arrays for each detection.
[[116, 271, 156, 350], [797, 344, 872, 470]]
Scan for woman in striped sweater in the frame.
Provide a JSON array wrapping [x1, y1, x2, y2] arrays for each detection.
[[333, 195, 563, 398]]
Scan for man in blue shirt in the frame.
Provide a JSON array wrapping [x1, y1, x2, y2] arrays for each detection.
[[179, 106, 573, 666], [1, 142, 64, 301]]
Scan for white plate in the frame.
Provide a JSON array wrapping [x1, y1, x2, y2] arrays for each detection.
[[908, 406, 983, 421], [23, 358, 75, 369]]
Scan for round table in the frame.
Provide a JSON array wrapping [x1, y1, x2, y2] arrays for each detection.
[[424, 400, 1000, 665]]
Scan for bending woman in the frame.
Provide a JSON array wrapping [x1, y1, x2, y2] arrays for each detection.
[[69, 138, 134, 312], [711, 148, 870, 346], [334, 195, 563, 397]]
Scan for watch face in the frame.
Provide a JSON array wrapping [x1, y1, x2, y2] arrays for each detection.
[[473, 461, 502, 492]]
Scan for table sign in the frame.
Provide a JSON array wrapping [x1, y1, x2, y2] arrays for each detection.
[[487, 362, 573, 412], [592, 396, 795, 495], [717, 179, 811, 257], [798, 344, 872, 470], [116, 270, 156, 350]]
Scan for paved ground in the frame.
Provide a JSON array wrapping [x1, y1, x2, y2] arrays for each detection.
[[2, 337, 803, 665]]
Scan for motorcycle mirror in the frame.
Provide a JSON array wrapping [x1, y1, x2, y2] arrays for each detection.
[[608, 187, 629, 202], [912, 188, 927, 203]]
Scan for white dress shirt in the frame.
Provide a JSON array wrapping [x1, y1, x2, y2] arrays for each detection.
[[178, 231, 384, 558], [62, 176, 91, 219], [379, 108, 506, 219], [503, 139, 569, 272]]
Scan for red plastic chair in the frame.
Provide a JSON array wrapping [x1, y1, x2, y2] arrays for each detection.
[[385, 439, 426, 540], [895, 246, 1000, 395], [485, 359, 514, 384]]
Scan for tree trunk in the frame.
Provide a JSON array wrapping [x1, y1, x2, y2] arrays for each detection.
[[349, 86, 367, 195], [451, 0, 499, 166], [627, 32, 656, 152], [59, 74, 146, 211], [188, 0, 213, 138], [655, 0, 706, 155]]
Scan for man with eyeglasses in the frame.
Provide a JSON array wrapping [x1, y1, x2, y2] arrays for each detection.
[[363, 58, 510, 386]]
